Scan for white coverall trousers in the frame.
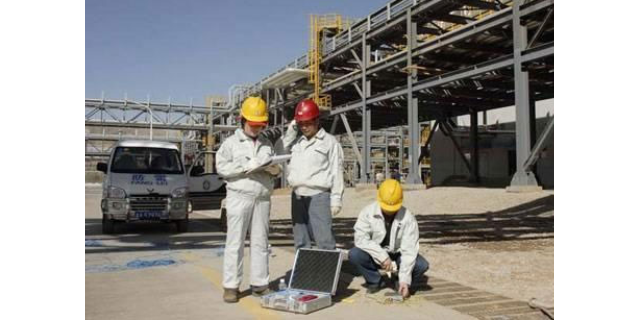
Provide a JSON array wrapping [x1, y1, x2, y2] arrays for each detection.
[[222, 190, 271, 289]]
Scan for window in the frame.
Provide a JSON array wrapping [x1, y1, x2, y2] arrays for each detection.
[[111, 147, 184, 174]]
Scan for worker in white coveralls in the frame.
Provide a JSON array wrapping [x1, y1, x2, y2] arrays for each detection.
[[216, 96, 281, 303], [277, 99, 344, 250], [349, 179, 429, 299]]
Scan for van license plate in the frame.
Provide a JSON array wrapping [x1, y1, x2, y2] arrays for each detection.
[[135, 211, 163, 219]]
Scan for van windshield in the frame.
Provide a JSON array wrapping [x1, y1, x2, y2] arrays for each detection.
[[111, 147, 184, 174]]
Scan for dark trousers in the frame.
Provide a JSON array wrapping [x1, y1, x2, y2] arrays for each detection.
[[291, 191, 336, 250], [348, 247, 429, 285]]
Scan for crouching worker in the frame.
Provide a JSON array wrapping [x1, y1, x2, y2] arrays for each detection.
[[348, 179, 429, 299]]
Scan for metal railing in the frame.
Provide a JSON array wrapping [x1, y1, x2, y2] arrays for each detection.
[[242, 0, 512, 105], [249, 0, 426, 100]]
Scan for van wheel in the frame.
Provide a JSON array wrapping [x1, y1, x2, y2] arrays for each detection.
[[220, 208, 227, 232], [102, 216, 115, 234], [176, 218, 189, 233]]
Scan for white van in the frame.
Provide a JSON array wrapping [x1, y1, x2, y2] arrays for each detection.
[[97, 140, 191, 233]]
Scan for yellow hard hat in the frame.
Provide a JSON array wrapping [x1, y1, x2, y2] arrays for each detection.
[[377, 179, 403, 213], [241, 97, 268, 124]]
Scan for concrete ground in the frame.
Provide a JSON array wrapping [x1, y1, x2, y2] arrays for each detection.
[[86, 185, 554, 320]]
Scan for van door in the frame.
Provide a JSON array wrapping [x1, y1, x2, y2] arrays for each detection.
[[188, 151, 226, 210]]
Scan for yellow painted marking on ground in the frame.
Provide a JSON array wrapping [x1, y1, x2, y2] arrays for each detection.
[[182, 252, 281, 320]]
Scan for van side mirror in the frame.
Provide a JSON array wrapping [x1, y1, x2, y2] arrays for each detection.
[[97, 162, 108, 173], [191, 165, 205, 177]]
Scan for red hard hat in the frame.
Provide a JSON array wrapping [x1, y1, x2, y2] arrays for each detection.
[[294, 99, 320, 122]]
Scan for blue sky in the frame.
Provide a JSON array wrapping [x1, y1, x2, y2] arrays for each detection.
[[86, 0, 389, 105]]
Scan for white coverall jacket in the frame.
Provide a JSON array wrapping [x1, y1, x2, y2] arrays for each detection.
[[278, 127, 344, 208]]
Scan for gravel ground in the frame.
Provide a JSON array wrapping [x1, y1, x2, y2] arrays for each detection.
[[270, 186, 554, 307]]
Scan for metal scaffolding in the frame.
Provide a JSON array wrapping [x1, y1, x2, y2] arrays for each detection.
[[85, 96, 222, 132], [85, 96, 227, 160], [234, 0, 553, 186], [85, 0, 554, 188]]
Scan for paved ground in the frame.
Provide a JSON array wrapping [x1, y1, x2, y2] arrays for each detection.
[[85, 186, 556, 320]]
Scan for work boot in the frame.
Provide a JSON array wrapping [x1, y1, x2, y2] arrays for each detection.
[[251, 285, 271, 297], [223, 288, 239, 303]]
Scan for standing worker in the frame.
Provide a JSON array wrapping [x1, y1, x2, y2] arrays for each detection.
[[216, 96, 281, 303], [277, 99, 344, 250]]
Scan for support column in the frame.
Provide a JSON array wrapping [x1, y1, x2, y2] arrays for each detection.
[[509, 0, 539, 188], [529, 93, 538, 177], [280, 89, 288, 188], [384, 134, 389, 179], [406, 9, 422, 184], [360, 34, 371, 184], [399, 127, 404, 174], [469, 110, 479, 183]]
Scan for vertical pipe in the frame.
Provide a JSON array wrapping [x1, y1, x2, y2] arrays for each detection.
[[406, 8, 422, 184], [470, 110, 479, 183]]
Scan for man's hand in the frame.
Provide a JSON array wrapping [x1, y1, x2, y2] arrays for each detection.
[[381, 258, 393, 272], [398, 282, 410, 299], [244, 157, 263, 172], [264, 164, 281, 176], [284, 120, 298, 141], [330, 206, 341, 217]]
